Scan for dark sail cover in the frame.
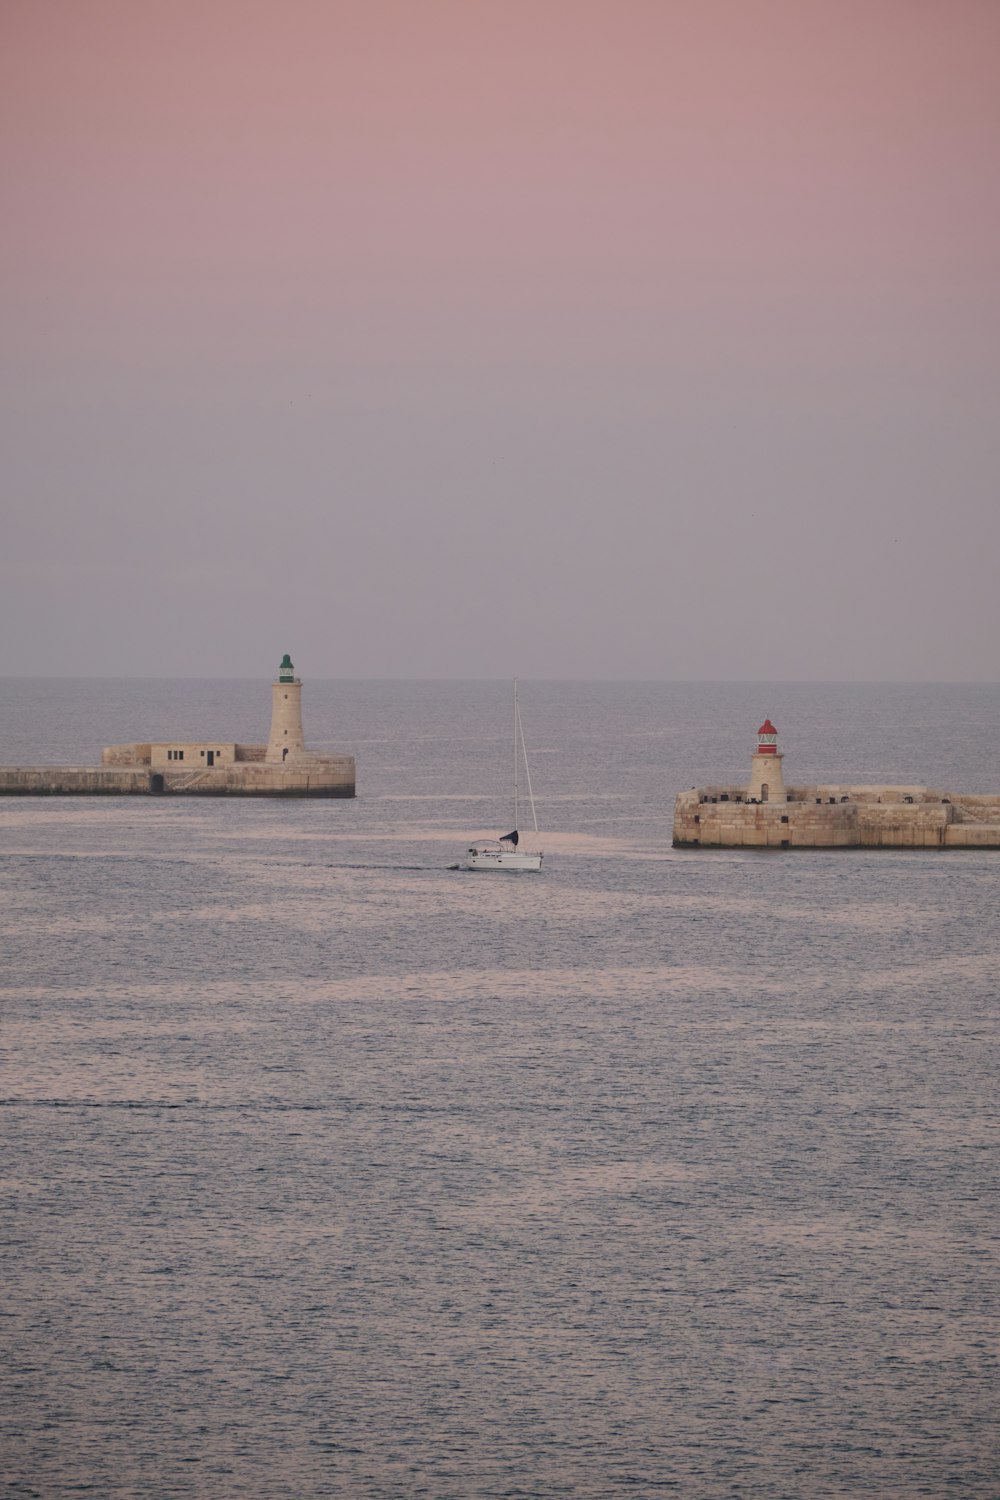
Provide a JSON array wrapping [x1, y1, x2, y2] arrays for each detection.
[[501, 829, 519, 845]]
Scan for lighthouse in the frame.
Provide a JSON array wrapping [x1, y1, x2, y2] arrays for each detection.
[[747, 717, 787, 803], [265, 653, 306, 763]]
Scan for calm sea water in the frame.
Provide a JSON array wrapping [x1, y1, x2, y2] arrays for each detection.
[[1, 679, 998, 1499]]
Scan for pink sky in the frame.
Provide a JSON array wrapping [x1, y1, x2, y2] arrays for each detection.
[[3, 1, 1000, 677]]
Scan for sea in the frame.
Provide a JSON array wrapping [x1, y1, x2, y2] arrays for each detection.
[[1, 678, 998, 1500]]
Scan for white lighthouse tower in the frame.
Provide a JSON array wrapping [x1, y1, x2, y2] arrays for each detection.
[[266, 653, 306, 763], [747, 717, 787, 803]]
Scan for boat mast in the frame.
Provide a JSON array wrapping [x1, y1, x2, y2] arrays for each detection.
[[513, 679, 519, 832], [518, 693, 539, 834]]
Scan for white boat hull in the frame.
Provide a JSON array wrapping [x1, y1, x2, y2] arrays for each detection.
[[466, 844, 543, 871]]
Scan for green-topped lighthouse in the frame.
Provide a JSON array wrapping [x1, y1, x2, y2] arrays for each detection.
[[267, 653, 306, 763]]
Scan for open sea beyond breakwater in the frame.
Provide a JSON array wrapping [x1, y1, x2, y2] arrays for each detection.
[[1, 678, 998, 1498]]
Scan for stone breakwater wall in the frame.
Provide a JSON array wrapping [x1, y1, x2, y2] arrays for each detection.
[[673, 786, 1000, 849], [0, 755, 355, 797], [0, 767, 157, 795]]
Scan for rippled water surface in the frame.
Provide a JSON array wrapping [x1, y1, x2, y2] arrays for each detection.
[[1, 680, 998, 1497]]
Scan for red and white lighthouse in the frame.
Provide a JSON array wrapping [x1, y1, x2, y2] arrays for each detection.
[[748, 717, 786, 802]]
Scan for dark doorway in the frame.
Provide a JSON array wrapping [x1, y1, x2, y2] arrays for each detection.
[[206, 751, 215, 767]]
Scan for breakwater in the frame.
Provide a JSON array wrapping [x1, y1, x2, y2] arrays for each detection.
[[673, 784, 1000, 848], [673, 716, 1000, 848], [0, 760, 355, 797], [0, 654, 356, 798]]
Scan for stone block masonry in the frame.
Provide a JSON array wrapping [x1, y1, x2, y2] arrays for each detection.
[[673, 718, 1000, 849], [0, 654, 356, 798], [671, 788, 1000, 849], [0, 767, 158, 795]]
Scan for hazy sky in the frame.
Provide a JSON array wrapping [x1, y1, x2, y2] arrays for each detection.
[[3, 0, 999, 679]]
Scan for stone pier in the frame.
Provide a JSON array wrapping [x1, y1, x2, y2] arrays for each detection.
[[0, 653, 356, 797], [673, 719, 1000, 849]]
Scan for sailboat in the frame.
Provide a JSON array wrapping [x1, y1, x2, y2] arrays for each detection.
[[465, 681, 544, 871]]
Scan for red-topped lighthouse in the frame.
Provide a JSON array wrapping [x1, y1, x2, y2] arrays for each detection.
[[748, 717, 786, 802]]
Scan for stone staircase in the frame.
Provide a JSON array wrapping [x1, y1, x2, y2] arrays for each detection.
[[164, 770, 216, 792], [952, 800, 1000, 825]]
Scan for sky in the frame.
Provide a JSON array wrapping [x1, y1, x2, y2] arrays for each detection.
[[2, 0, 999, 680]]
